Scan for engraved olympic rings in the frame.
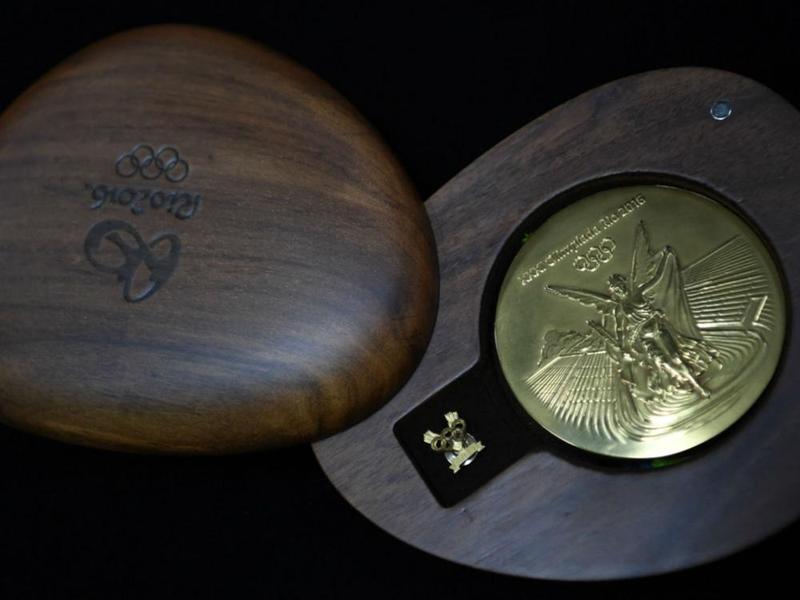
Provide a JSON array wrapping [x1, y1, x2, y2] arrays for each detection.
[[115, 144, 189, 183], [573, 237, 616, 272], [85, 220, 181, 303]]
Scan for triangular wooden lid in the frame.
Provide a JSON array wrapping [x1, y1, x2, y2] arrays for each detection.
[[0, 25, 437, 453]]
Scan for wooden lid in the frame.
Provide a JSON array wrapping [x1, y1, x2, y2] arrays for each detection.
[[0, 25, 437, 453]]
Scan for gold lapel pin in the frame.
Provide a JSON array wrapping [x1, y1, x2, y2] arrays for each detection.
[[423, 411, 484, 474]]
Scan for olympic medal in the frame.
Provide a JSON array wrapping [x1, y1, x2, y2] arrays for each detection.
[[495, 185, 786, 458]]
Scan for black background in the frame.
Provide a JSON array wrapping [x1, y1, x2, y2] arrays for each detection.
[[1, 1, 798, 598]]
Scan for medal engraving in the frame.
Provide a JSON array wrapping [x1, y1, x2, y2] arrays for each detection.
[[495, 185, 786, 458]]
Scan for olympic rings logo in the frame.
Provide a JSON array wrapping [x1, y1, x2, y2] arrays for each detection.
[[115, 144, 189, 183], [573, 238, 616, 272]]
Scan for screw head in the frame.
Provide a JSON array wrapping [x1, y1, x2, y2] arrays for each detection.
[[710, 100, 733, 121]]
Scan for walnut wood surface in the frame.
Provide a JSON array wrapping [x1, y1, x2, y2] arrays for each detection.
[[314, 68, 800, 579], [0, 25, 437, 453]]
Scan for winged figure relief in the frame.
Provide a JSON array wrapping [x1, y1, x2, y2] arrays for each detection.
[[527, 221, 770, 443]]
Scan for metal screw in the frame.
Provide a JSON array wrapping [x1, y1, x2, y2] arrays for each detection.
[[710, 100, 732, 121]]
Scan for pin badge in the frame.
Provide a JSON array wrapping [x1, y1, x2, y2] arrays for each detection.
[[423, 412, 484, 474]]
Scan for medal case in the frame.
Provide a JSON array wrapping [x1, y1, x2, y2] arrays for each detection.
[[314, 68, 800, 579], [0, 26, 798, 581]]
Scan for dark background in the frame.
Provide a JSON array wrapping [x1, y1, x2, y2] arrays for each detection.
[[0, 1, 797, 597]]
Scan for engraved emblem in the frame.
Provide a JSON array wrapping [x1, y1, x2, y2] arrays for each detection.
[[495, 185, 786, 458], [116, 144, 189, 182], [84, 144, 202, 220], [86, 183, 202, 220], [542, 222, 720, 403], [423, 412, 484, 473], [84, 220, 181, 303], [573, 237, 616, 272]]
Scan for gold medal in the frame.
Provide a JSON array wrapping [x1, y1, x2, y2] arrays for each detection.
[[495, 185, 786, 458]]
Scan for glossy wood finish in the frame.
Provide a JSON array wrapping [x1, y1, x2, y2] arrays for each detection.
[[315, 68, 800, 579], [0, 25, 437, 453]]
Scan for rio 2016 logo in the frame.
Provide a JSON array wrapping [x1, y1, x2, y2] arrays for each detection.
[[84, 143, 202, 302], [84, 220, 181, 303]]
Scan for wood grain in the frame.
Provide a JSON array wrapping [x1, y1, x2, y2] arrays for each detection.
[[314, 68, 800, 579], [0, 25, 438, 453]]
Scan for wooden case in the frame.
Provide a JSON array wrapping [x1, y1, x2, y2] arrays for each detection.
[[314, 68, 800, 579]]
